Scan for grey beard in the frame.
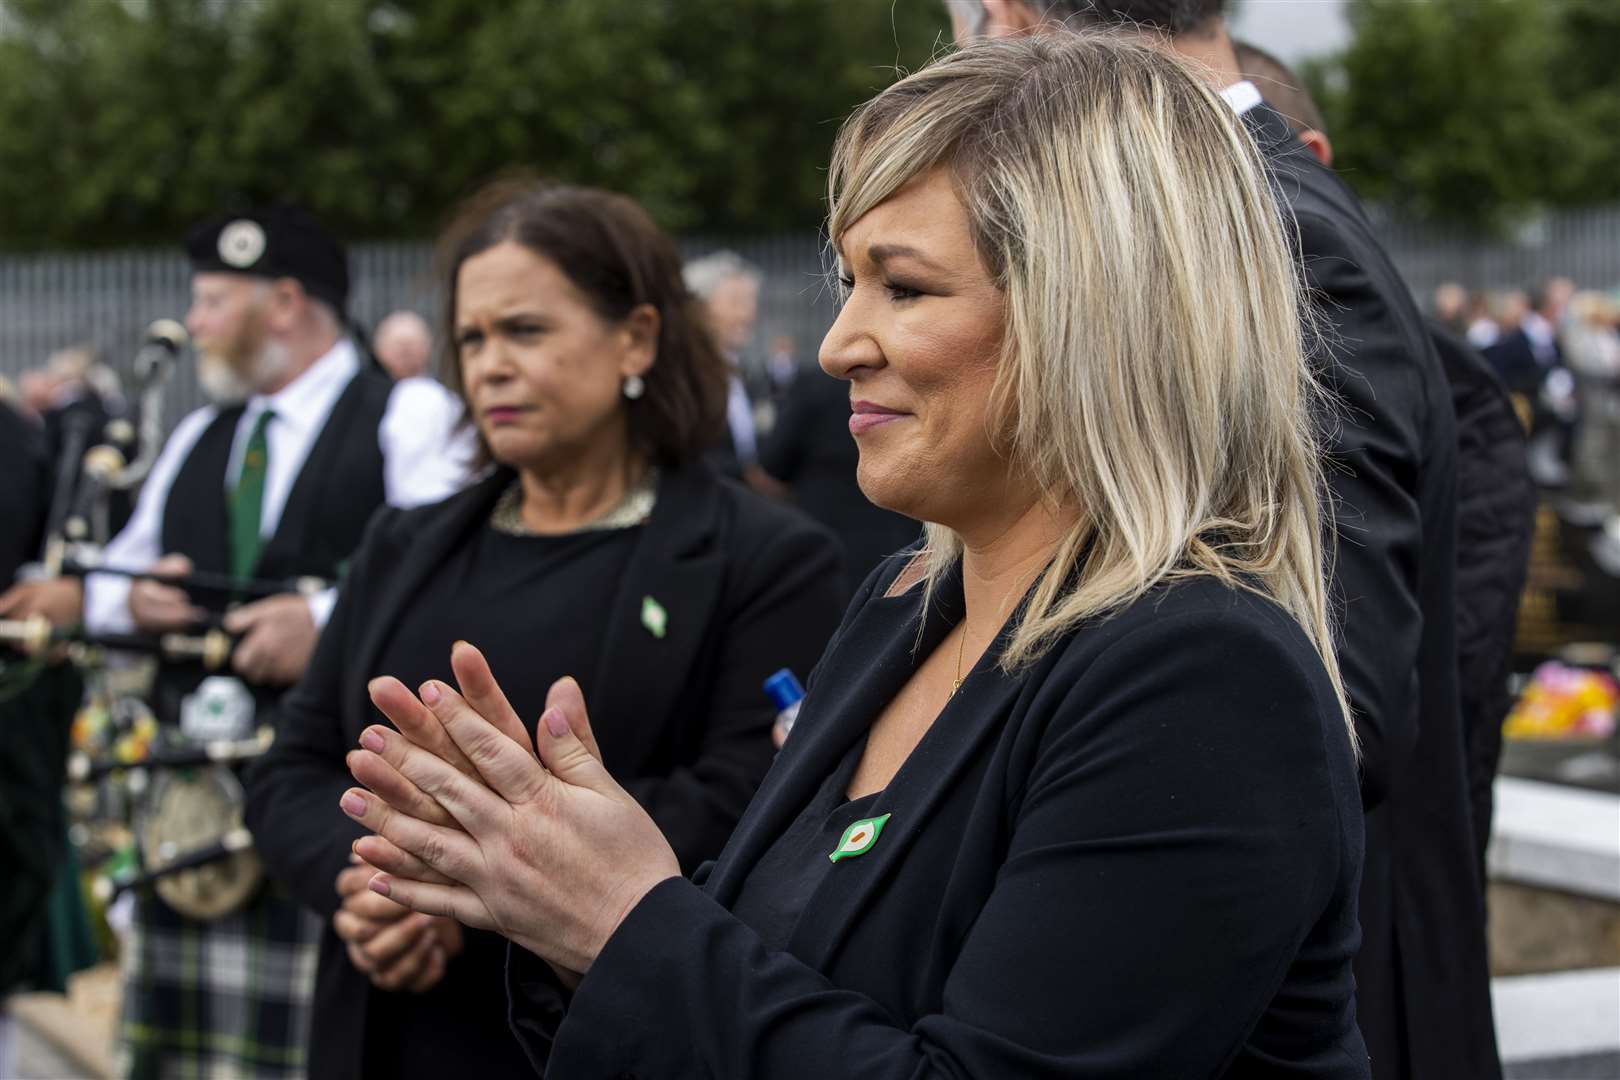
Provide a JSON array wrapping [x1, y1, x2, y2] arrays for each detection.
[[197, 352, 251, 404], [196, 341, 291, 405]]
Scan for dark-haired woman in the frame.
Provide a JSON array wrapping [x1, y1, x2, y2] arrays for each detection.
[[244, 181, 844, 1078]]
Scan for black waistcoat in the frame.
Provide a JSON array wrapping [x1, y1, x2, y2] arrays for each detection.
[[152, 365, 392, 727]]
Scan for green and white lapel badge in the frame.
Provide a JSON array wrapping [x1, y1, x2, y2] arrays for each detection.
[[641, 595, 668, 639], [829, 813, 891, 863]]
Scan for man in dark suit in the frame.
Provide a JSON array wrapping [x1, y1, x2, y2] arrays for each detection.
[[951, 4, 1500, 1078], [1483, 316, 1548, 396], [685, 250, 764, 478], [1235, 37, 1537, 888], [1485, 279, 1576, 486], [1487, 279, 1570, 388]]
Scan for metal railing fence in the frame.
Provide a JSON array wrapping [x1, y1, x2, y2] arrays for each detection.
[[3, 208, 1618, 428]]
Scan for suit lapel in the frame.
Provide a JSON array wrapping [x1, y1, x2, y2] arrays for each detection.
[[787, 614, 1030, 973], [582, 465, 727, 776], [704, 557, 1048, 973], [703, 579, 940, 905], [341, 470, 507, 729]]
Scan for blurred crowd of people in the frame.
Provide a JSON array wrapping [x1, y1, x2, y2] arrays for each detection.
[[1433, 276, 1620, 568], [6, 345, 127, 432]]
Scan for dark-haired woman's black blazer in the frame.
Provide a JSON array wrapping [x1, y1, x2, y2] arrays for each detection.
[[244, 462, 845, 1079], [514, 563, 1370, 1078]]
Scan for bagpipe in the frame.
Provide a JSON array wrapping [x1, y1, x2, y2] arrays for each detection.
[[1, 319, 188, 693], [39, 319, 186, 576], [0, 611, 236, 670], [4, 320, 305, 919], [0, 564, 329, 668]]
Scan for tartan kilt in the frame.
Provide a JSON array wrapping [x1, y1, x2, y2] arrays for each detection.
[[119, 880, 320, 1080]]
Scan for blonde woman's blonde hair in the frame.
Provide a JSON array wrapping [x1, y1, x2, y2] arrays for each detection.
[[828, 33, 1350, 732]]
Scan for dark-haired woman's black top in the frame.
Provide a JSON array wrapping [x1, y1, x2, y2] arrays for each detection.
[[362, 523, 637, 1078], [513, 560, 1370, 1078], [245, 464, 846, 1079]]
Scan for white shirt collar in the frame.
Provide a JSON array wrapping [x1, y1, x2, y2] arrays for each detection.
[[1520, 311, 1560, 361], [1220, 80, 1264, 117], [245, 338, 360, 434]]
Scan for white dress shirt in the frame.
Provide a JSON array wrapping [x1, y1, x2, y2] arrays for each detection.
[[84, 339, 474, 633], [1467, 319, 1502, 350], [1520, 310, 1560, 367], [725, 373, 758, 464], [1220, 79, 1264, 118]]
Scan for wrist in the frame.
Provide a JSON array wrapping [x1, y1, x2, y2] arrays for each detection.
[[583, 870, 683, 974]]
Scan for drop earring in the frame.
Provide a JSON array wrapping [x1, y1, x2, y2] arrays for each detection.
[[623, 374, 645, 400]]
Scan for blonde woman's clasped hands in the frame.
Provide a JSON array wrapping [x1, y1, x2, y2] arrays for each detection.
[[339, 640, 681, 979]]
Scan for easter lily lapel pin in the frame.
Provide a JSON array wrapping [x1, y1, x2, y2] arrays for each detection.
[[829, 813, 891, 863], [641, 595, 668, 639]]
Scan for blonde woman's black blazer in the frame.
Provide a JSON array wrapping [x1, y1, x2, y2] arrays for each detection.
[[514, 560, 1370, 1079]]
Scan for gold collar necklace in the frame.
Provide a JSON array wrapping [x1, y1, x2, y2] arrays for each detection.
[[490, 469, 658, 536]]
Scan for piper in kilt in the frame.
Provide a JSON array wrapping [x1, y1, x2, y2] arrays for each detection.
[[50, 206, 473, 1079]]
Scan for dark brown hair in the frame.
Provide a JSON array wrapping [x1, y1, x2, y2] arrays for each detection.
[[436, 178, 727, 467]]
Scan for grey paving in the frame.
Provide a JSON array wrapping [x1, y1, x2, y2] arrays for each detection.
[[1505, 1051, 1620, 1079]]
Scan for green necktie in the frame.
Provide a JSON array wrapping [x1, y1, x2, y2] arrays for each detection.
[[229, 408, 274, 580]]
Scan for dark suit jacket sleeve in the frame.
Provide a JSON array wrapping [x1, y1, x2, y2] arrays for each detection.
[[618, 511, 845, 871], [1297, 209, 1428, 808], [244, 509, 397, 918], [0, 404, 47, 584], [539, 610, 1351, 1078]]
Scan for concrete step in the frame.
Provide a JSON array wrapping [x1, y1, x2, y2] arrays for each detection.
[[1495, 967, 1620, 1078]]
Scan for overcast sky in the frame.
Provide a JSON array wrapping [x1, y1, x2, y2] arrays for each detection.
[[1229, 0, 1351, 64]]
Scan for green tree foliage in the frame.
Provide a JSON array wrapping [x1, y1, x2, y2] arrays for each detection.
[[1547, 0, 1620, 207], [0, 0, 949, 248], [1306, 0, 1620, 229]]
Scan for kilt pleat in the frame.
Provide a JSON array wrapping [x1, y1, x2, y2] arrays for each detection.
[[119, 884, 319, 1080]]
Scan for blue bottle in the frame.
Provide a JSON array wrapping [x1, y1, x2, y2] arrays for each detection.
[[763, 668, 806, 740]]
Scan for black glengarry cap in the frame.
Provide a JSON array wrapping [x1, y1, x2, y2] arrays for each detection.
[[185, 206, 350, 315]]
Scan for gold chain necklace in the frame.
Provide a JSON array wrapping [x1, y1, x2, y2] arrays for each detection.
[[952, 622, 970, 696], [949, 553, 1056, 698]]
